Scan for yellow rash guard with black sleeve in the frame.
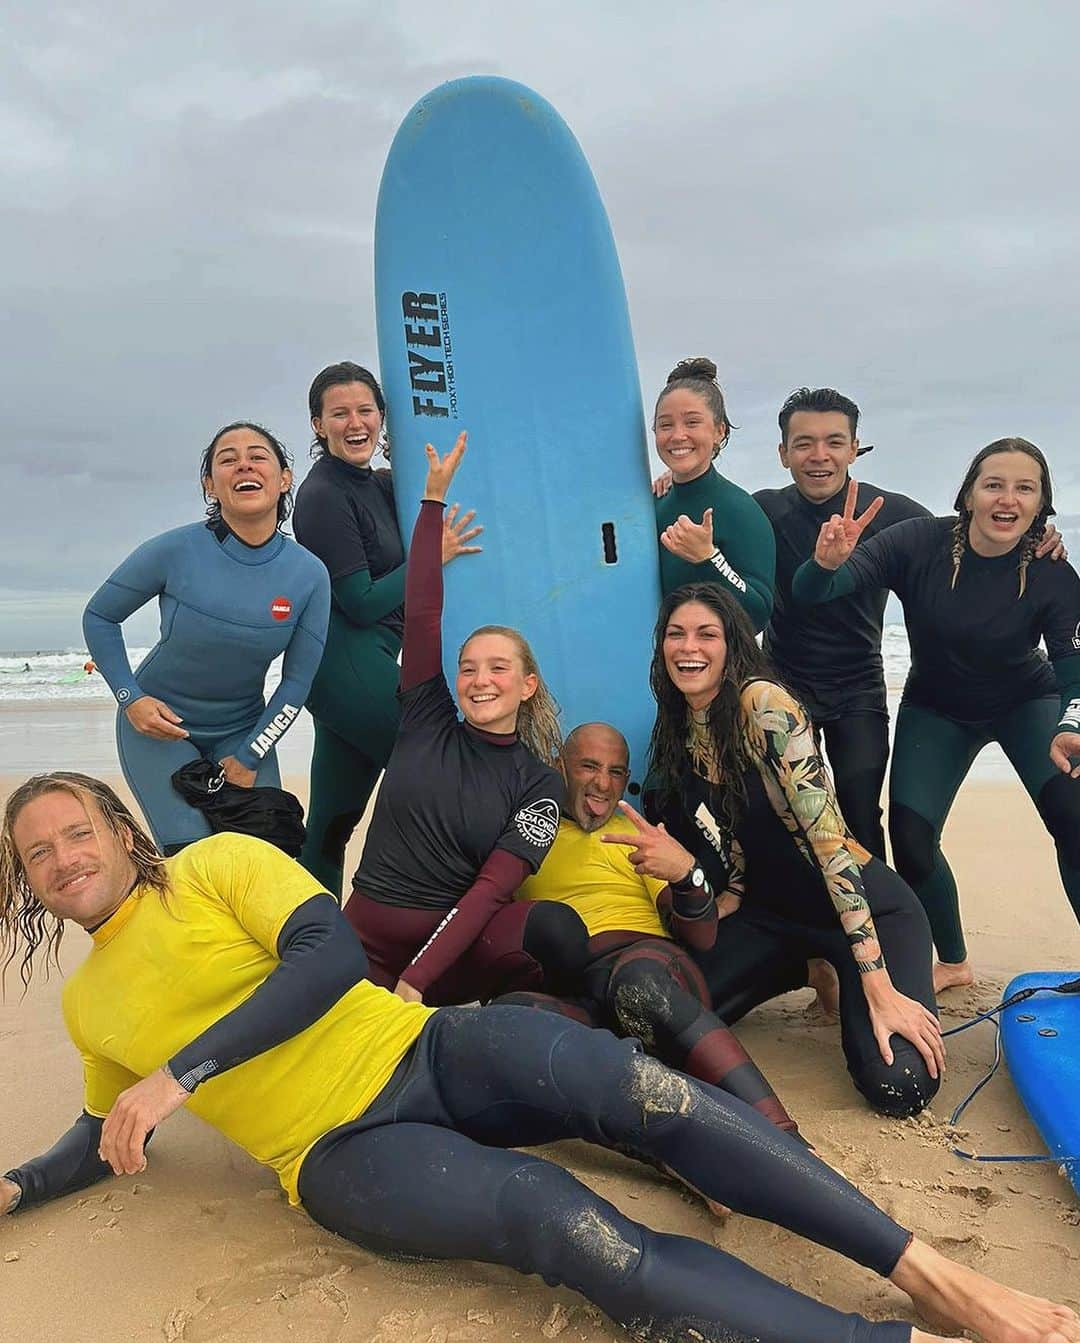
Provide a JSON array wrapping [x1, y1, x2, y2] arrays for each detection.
[[654, 466, 776, 633], [58, 833, 432, 1204]]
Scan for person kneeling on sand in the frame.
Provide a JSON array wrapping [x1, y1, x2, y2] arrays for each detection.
[[1, 772, 1077, 1343]]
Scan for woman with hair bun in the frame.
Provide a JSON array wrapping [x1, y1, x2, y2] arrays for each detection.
[[344, 434, 586, 1007], [652, 357, 776, 632], [83, 422, 330, 855], [793, 438, 1080, 991], [292, 362, 480, 898]]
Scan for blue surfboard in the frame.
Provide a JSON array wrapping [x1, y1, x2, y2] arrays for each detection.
[[374, 76, 659, 793], [1001, 971, 1080, 1195]]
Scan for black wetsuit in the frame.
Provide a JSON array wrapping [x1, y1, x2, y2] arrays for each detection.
[[345, 500, 572, 1002], [292, 454, 405, 899], [755, 478, 929, 857], [793, 515, 1080, 961]]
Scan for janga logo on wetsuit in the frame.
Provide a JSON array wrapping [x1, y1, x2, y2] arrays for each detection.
[[270, 596, 293, 621], [514, 798, 559, 848]]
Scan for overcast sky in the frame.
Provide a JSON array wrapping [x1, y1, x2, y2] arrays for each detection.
[[3, 1, 1078, 649]]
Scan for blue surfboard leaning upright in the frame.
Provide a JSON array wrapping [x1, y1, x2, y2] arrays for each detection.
[[1001, 971, 1080, 1196], [374, 76, 660, 793]]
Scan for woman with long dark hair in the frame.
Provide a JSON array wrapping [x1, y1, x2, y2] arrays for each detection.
[[83, 422, 330, 854], [292, 362, 479, 897], [641, 582, 943, 1117], [793, 438, 1080, 991]]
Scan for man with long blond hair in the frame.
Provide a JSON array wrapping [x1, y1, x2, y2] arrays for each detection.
[[2, 770, 1077, 1343]]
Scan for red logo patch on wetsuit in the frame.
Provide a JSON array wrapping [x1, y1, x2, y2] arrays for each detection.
[[270, 596, 293, 621]]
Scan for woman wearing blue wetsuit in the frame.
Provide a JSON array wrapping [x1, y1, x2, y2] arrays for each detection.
[[83, 422, 330, 855]]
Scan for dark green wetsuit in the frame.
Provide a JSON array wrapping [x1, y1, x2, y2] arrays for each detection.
[[293, 454, 406, 898], [655, 467, 776, 633], [793, 516, 1080, 963]]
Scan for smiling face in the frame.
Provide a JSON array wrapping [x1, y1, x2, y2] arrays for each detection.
[[313, 380, 384, 467], [456, 632, 538, 735], [662, 600, 728, 709], [204, 428, 291, 530], [12, 789, 136, 930], [965, 450, 1044, 556], [653, 388, 725, 483], [779, 409, 859, 503], [563, 725, 629, 832]]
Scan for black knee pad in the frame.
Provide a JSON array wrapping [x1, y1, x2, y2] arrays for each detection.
[[522, 902, 590, 991], [1036, 772, 1080, 867], [888, 803, 937, 886]]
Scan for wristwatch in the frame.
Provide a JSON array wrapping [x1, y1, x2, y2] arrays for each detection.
[[671, 863, 707, 895]]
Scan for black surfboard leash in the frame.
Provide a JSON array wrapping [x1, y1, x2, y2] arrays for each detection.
[[940, 976, 1080, 1169]]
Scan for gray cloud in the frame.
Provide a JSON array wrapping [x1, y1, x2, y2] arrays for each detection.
[[3, 1, 1078, 648]]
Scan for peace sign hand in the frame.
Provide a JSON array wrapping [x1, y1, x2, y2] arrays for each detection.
[[423, 431, 468, 504], [813, 479, 885, 571], [601, 800, 697, 883]]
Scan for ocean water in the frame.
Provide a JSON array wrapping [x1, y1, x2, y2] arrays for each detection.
[[0, 628, 1019, 782]]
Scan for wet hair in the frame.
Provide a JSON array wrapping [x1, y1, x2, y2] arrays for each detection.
[[653, 357, 736, 455], [1, 773, 168, 991], [458, 625, 563, 769], [950, 437, 1054, 599], [778, 387, 860, 442], [647, 583, 777, 833], [200, 421, 293, 526], [308, 362, 387, 459]]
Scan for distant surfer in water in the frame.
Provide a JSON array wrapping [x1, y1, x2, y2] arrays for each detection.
[[82, 423, 330, 855], [3, 770, 1078, 1343], [651, 357, 776, 632], [794, 437, 1080, 992], [643, 582, 943, 1118], [342, 434, 585, 1006], [291, 362, 481, 900]]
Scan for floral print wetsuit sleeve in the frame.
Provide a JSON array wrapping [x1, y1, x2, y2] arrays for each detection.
[[739, 680, 885, 974]]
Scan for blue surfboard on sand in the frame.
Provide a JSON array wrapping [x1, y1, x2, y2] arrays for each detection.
[[1001, 971, 1080, 1195], [374, 76, 659, 793]]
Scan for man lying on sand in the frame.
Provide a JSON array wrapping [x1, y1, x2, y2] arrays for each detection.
[[1, 771, 1076, 1343]]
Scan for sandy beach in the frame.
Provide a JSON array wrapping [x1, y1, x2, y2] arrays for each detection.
[[2, 706, 1078, 1342]]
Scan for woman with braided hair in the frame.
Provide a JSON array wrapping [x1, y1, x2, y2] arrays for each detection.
[[793, 439, 1080, 992]]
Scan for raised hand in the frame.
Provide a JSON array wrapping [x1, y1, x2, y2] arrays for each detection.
[[442, 503, 483, 565], [813, 480, 884, 571], [652, 469, 674, 498], [423, 431, 468, 504], [660, 507, 716, 564], [1035, 521, 1068, 562], [1050, 731, 1080, 778], [125, 695, 189, 741], [601, 799, 697, 883]]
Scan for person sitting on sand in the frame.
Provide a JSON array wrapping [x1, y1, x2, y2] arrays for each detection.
[[2, 772, 1078, 1343], [505, 720, 801, 1138]]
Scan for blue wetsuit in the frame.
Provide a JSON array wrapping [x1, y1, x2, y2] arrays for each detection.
[[83, 520, 330, 852]]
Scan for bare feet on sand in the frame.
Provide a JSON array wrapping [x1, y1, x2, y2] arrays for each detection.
[[892, 1237, 1079, 1343], [933, 960, 975, 995], [806, 957, 840, 1021]]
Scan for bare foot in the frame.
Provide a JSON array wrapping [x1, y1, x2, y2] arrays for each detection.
[[933, 960, 975, 995], [806, 957, 840, 1021], [892, 1237, 1080, 1343], [659, 1161, 731, 1221]]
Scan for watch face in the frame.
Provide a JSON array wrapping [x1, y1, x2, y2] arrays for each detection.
[[691, 865, 705, 888]]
